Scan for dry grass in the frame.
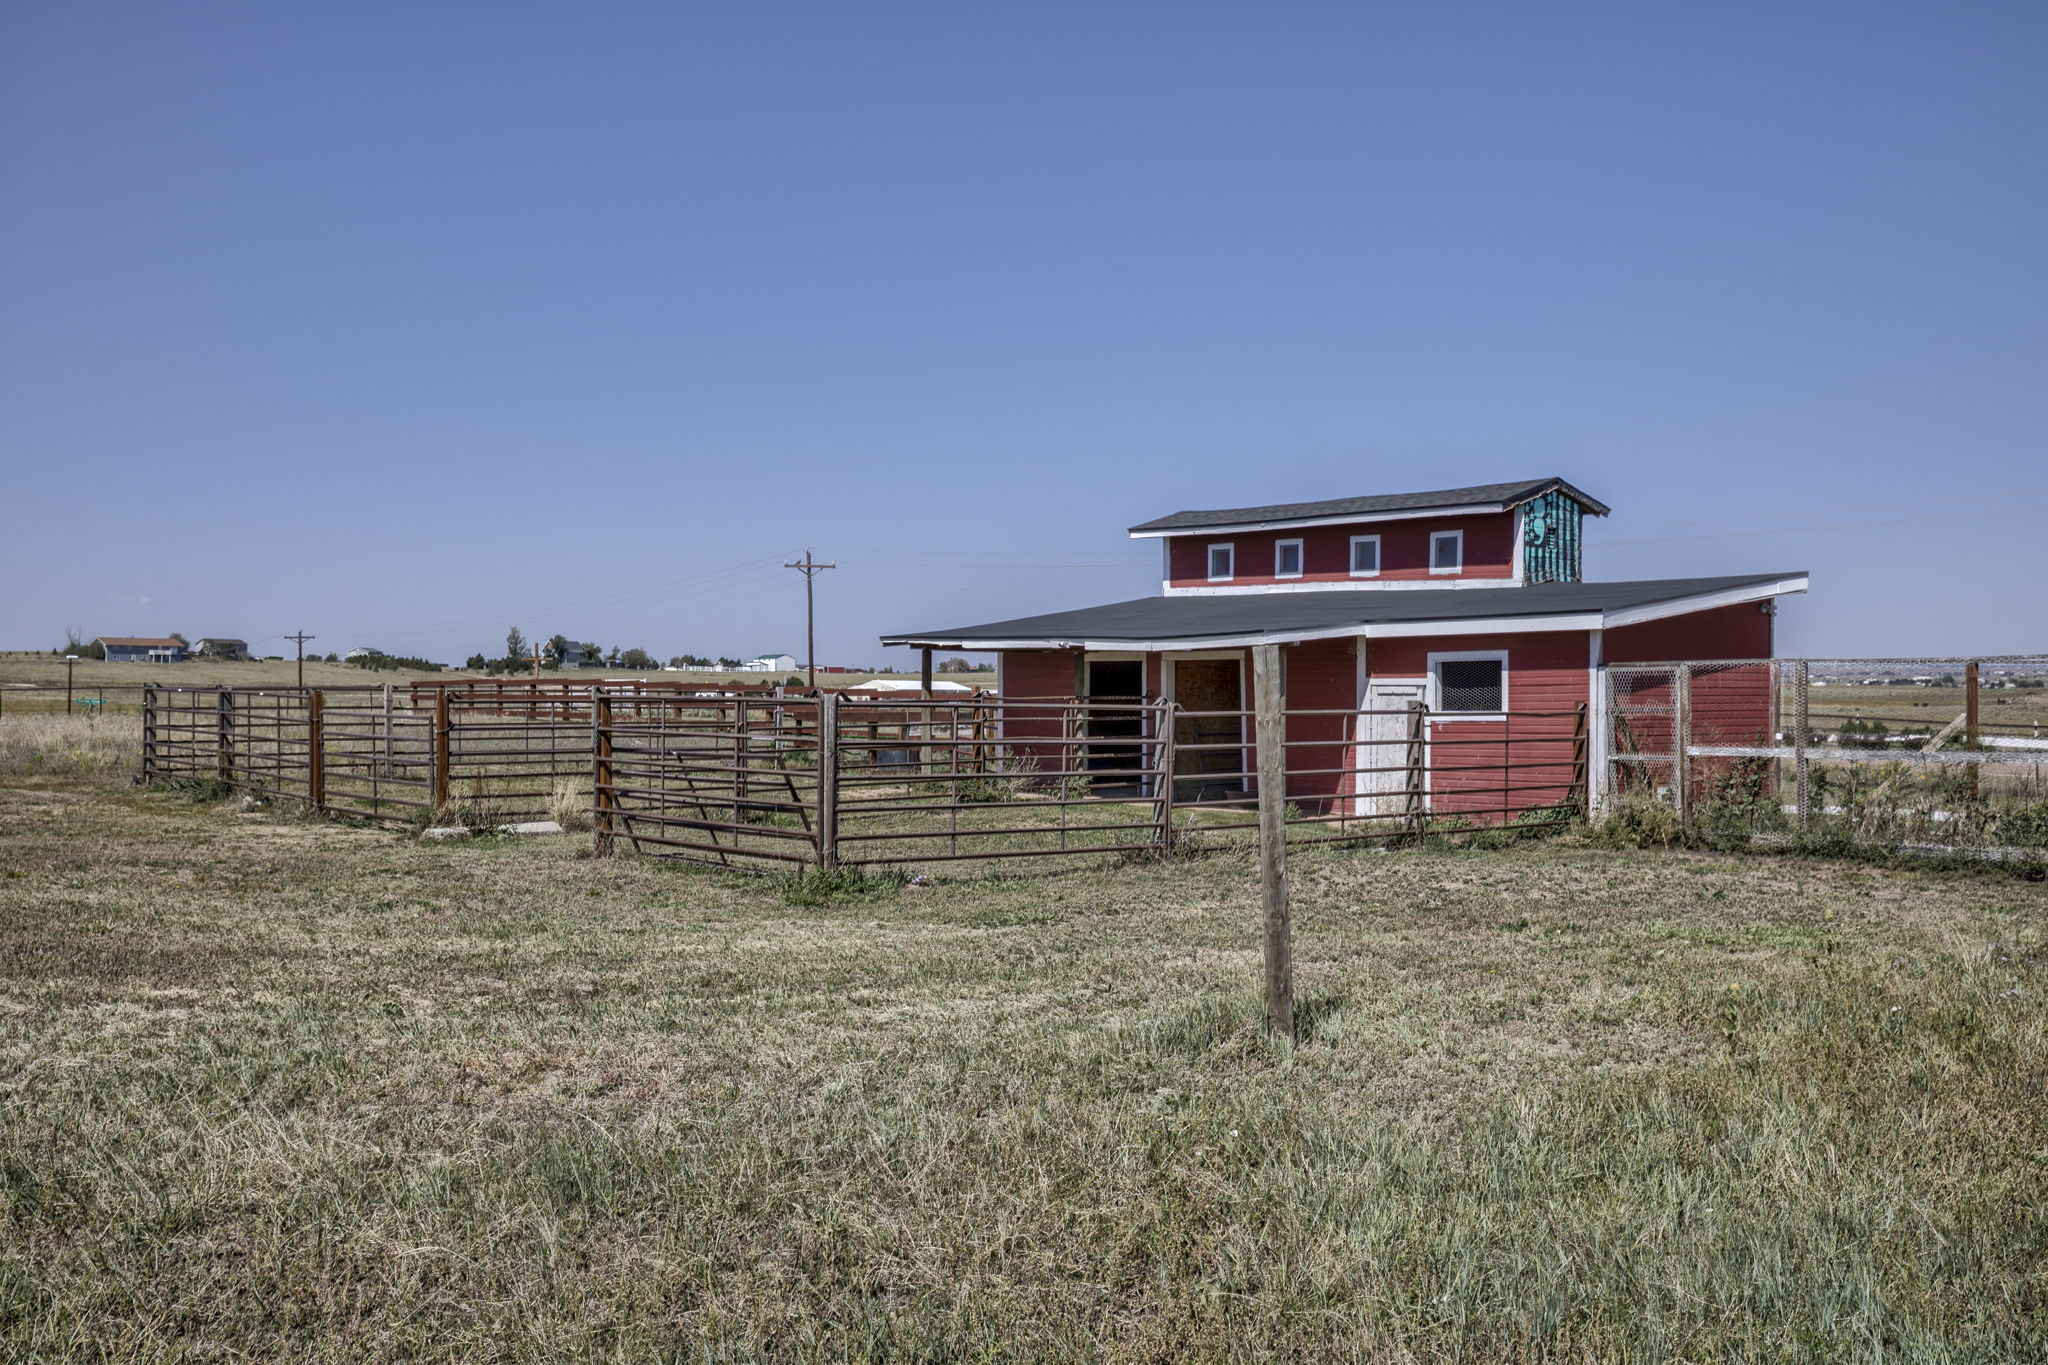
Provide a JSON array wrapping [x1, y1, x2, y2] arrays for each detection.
[[0, 712, 139, 778], [0, 770, 2043, 1361]]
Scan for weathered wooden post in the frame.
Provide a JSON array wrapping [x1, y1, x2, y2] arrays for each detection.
[[1404, 700, 1428, 840], [1571, 701, 1589, 812], [306, 690, 326, 813], [593, 689, 615, 857], [431, 689, 452, 815], [1253, 643, 1294, 1039], [1154, 699, 1177, 855], [816, 690, 839, 869]]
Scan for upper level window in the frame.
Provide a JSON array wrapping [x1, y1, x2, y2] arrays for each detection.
[[1432, 652, 1507, 714], [1274, 538, 1304, 579], [1207, 543, 1234, 582], [1349, 535, 1381, 577], [1430, 530, 1464, 575]]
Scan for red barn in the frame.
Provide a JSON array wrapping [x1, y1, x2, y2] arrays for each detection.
[[881, 478, 1805, 817]]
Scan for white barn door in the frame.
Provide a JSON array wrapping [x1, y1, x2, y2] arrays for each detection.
[[1355, 679, 1427, 820]]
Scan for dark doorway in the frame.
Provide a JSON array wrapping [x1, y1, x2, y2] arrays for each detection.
[[1172, 658, 1245, 803], [1084, 659, 1145, 784]]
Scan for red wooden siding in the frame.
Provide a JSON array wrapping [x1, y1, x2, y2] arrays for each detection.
[[1166, 512, 1516, 589], [1368, 631, 1589, 821], [1282, 638, 1355, 807]]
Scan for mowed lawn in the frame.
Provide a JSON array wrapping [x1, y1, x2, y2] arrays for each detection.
[[0, 776, 2043, 1362]]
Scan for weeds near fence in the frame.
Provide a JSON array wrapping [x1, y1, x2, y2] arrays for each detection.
[[0, 712, 137, 778]]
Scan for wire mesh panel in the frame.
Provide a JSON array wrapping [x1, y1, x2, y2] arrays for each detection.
[[1606, 655, 2048, 858]]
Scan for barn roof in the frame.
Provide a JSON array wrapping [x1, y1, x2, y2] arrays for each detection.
[[881, 573, 1805, 651], [1127, 477, 1610, 535]]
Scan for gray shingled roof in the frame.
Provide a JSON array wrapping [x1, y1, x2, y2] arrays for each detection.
[[1127, 477, 1610, 534], [881, 573, 1802, 648]]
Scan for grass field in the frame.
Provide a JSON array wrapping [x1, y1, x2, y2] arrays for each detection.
[[2, 741, 2044, 1361]]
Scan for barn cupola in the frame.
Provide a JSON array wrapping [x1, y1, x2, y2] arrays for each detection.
[[1128, 477, 1610, 595]]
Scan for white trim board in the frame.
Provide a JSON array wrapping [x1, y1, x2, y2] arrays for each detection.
[[1163, 576, 1523, 596], [1128, 502, 1514, 538]]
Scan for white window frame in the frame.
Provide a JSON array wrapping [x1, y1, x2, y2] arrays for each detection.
[[1349, 534, 1381, 578], [1273, 538, 1304, 579], [1429, 529, 1464, 575], [1428, 649, 1509, 718], [1207, 543, 1235, 582]]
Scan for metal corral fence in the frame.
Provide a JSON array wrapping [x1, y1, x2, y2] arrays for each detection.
[[1603, 656, 2048, 857], [594, 691, 1587, 872]]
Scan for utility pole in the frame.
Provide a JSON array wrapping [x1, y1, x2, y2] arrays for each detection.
[[286, 631, 316, 691], [783, 549, 837, 688]]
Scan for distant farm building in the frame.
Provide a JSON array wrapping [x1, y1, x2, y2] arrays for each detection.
[[94, 637, 188, 664], [736, 653, 800, 673], [344, 646, 382, 662], [191, 638, 249, 660]]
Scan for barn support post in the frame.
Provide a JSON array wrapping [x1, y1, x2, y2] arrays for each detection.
[[593, 689, 615, 858], [1793, 660, 1811, 833], [431, 690, 451, 815], [1570, 702, 1589, 813], [921, 647, 933, 699], [816, 690, 839, 870], [306, 690, 327, 813], [1252, 644, 1294, 1040], [1672, 664, 1693, 825]]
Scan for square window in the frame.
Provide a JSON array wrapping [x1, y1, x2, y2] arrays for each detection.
[[1207, 543, 1234, 581], [1430, 530, 1463, 574], [1436, 657, 1504, 713], [1350, 535, 1381, 576], [1274, 539, 1303, 578]]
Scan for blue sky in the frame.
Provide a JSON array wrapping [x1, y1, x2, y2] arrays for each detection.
[[4, 2, 2043, 665]]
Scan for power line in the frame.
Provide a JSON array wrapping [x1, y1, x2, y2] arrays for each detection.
[[784, 549, 837, 687]]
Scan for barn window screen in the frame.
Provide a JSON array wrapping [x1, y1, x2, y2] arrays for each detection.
[[1437, 658, 1504, 713], [1207, 544, 1234, 580], [1430, 530, 1464, 573], [1350, 535, 1380, 575], [1274, 539, 1303, 577]]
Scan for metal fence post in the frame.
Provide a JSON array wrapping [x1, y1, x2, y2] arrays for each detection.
[[1154, 700, 1177, 855], [216, 686, 234, 787], [1672, 663, 1693, 824], [307, 690, 326, 813], [593, 689, 615, 857], [1404, 700, 1428, 840], [816, 690, 839, 869], [1252, 644, 1294, 1040], [1793, 660, 1811, 833], [141, 684, 158, 784]]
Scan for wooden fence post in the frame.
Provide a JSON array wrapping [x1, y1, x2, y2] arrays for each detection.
[[1965, 660, 1981, 802], [1672, 663, 1693, 824], [1570, 701, 1588, 812], [432, 689, 451, 815], [593, 689, 615, 857], [216, 687, 234, 787], [816, 690, 838, 870], [1253, 644, 1294, 1040], [307, 690, 326, 813]]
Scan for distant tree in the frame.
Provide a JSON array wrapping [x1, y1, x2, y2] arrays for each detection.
[[464, 654, 488, 671], [717, 657, 740, 670], [63, 631, 104, 660], [544, 634, 570, 670], [169, 632, 188, 645], [506, 627, 527, 663], [619, 647, 657, 670], [937, 657, 974, 673]]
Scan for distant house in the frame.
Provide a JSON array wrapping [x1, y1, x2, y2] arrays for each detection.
[[548, 642, 601, 668], [343, 647, 382, 662], [94, 637, 187, 664], [736, 653, 800, 673], [192, 638, 249, 660]]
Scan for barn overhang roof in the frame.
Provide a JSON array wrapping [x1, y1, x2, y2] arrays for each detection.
[[880, 573, 1806, 652], [1126, 477, 1611, 538]]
